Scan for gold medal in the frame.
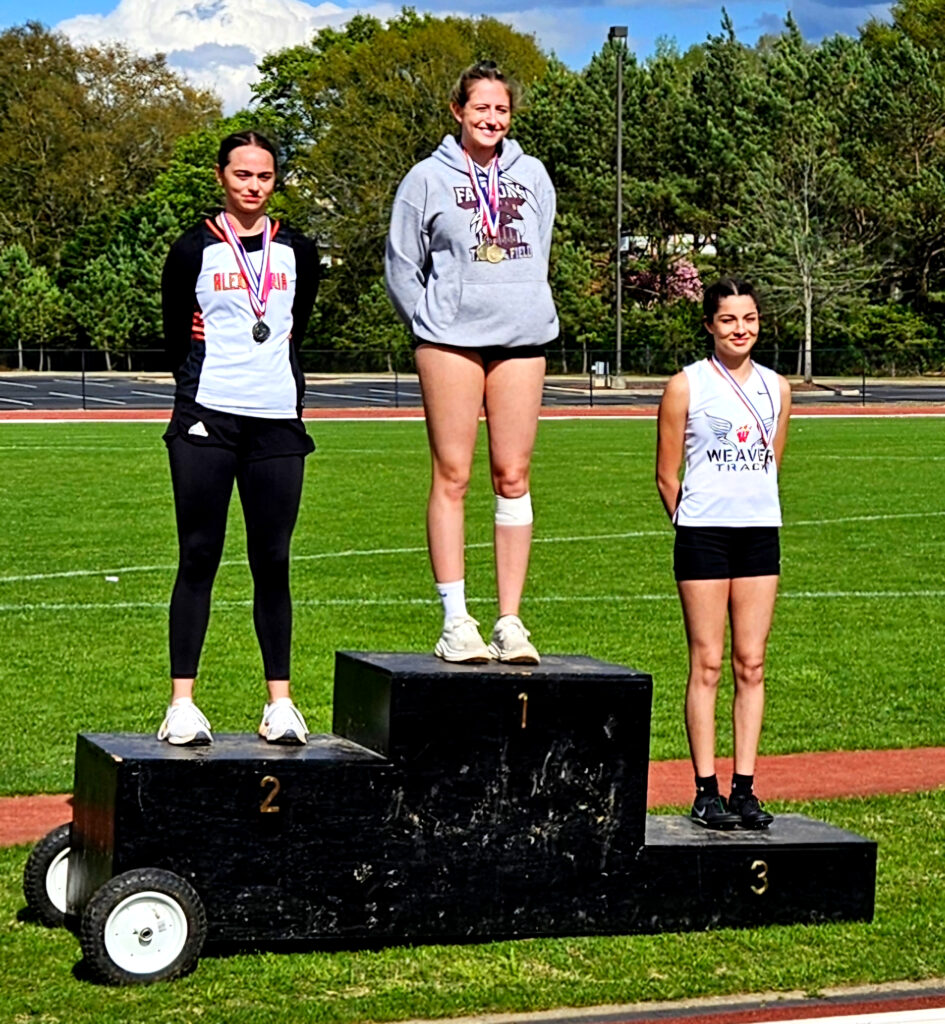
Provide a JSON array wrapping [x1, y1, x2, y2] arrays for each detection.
[[476, 242, 490, 261], [486, 243, 504, 263]]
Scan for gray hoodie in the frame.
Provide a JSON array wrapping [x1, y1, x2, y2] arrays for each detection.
[[385, 134, 559, 348]]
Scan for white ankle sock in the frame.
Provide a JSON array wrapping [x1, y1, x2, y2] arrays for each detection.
[[436, 579, 467, 623]]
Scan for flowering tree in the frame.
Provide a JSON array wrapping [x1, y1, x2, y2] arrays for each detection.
[[625, 257, 703, 306]]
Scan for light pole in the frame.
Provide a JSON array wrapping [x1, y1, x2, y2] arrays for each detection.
[[608, 25, 627, 387]]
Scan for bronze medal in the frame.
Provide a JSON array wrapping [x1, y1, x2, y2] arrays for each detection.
[[252, 319, 271, 343], [486, 243, 504, 263]]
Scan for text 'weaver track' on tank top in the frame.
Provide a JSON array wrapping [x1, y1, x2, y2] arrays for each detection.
[[675, 357, 782, 528]]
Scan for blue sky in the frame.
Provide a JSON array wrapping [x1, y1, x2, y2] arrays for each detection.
[[0, 1, 894, 111], [1, 1, 894, 67]]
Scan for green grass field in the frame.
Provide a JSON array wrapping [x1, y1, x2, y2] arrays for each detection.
[[1, 416, 944, 1020], [3, 417, 944, 794]]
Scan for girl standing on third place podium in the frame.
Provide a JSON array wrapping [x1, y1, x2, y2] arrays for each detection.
[[385, 61, 558, 665], [656, 278, 791, 830], [159, 131, 319, 747]]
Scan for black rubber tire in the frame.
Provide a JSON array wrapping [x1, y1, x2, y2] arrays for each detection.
[[80, 868, 207, 985], [22, 823, 71, 928]]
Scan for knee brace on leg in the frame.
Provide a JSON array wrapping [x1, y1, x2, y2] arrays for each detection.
[[495, 492, 533, 527]]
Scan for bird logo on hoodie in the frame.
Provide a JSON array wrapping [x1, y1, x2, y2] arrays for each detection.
[[452, 175, 538, 260]]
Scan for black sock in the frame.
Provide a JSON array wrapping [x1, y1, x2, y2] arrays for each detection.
[[695, 774, 719, 797], [731, 773, 754, 797]]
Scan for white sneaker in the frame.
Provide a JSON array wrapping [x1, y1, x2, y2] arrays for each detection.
[[434, 615, 492, 663], [157, 701, 212, 745], [259, 698, 308, 745], [488, 614, 540, 664]]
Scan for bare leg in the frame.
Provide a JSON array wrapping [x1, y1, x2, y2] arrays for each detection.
[[678, 579, 731, 778], [415, 344, 486, 584], [484, 355, 545, 616], [171, 678, 196, 701], [729, 574, 779, 775]]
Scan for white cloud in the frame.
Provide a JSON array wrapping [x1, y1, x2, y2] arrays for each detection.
[[56, 0, 401, 111], [788, 1, 892, 39]]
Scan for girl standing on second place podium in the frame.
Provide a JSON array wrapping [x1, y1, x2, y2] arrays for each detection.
[[159, 131, 319, 747], [656, 278, 791, 830], [385, 61, 558, 664]]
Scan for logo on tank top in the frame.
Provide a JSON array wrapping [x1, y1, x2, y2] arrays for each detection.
[[705, 415, 774, 472]]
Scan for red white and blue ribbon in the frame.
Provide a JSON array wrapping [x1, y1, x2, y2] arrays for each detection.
[[217, 213, 273, 320], [709, 355, 775, 448], [463, 150, 502, 241]]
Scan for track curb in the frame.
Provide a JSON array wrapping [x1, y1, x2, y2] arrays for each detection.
[[391, 978, 945, 1024], [4, 404, 945, 423]]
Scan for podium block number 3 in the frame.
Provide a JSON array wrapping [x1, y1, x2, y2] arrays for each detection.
[[750, 859, 769, 895], [260, 776, 281, 814]]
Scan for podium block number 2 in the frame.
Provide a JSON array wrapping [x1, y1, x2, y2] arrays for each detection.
[[260, 775, 281, 814], [750, 859, 769, 895]]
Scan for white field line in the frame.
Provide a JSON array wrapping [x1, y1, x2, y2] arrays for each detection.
[[0, 444, 154, 452], [304, 389, 389, 405], [810, 454, 945, 461], [0, 417, 171, 424], [1, 510, 944, 587], [47, 392, 125, 406], [544, 385, 594, 395], [0, 396, 33, 406], [130, 391, 174, 400], [0, 533, 664, 584], [0, 380, 37, 388], [5, 412, 945, 425], [4, 590, 945, 615]]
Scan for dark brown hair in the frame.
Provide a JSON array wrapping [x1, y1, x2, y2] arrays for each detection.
[[450, 60, 520, 112], [703, 277, 761, 321], [216, 131, 279, 175]]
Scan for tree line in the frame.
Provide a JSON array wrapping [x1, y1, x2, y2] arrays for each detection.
[[2, 0, 945, 379]]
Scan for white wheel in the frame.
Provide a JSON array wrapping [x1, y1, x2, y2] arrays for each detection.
[[45, 847, 70, 915], [80, 868, 207, 984], [22, 823, 71, 927], [103, 889, 189, 974]]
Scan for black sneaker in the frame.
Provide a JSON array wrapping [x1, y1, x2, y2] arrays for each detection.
[[690, 793, 741, 830], [729, 791, 774, 830]]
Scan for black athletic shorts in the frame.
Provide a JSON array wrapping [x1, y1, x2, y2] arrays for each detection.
[[163, 397, 315, 461], [673, 525, 780, 582], [413, 339, 547, 368]]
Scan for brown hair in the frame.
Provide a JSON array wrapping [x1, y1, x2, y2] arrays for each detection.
[[703, 277, 761, 321], [450, 60, 520, 112], [216, 130, 279, 175]]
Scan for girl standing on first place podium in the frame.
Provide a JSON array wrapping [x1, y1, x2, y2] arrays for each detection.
[[385, 61, 558, 665], [159, 131, 319, 747], [656, 278, 791, 830]]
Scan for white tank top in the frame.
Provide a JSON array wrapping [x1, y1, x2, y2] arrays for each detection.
[[675, 357, 782, 527]]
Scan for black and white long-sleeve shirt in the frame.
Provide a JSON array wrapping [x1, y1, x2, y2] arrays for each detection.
[[162, 216, 319, 419]]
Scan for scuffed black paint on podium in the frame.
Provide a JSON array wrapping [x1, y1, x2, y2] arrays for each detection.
[[66, 652, 876, 945]]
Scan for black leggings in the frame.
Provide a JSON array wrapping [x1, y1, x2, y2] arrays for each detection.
[[167, 439, 305, 680]]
